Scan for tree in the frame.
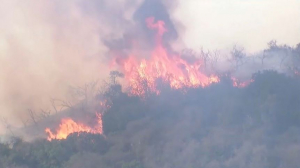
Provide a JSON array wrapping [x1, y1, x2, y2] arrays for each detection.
[[229, 45, 247, 70]]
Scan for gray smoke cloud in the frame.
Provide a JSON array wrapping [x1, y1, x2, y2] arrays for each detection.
[[0, 0, 144, 132]]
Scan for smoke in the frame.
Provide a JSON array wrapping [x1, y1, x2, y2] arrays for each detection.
[[104, 0, 180, 60], [133, 0, 178, 43], [0, 0, 299, 134], [100, 72, 300, 168], [0, 0, 144, 132], [1, 1, 300, 167], [173, 0, 300, 52]]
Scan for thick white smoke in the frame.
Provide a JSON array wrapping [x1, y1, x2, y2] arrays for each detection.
[[174, 0, 300, 52], [0, 0, 142, 133]]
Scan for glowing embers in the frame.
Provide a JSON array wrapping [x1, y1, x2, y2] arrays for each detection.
[[295, 70, 300, 76], [114, 17, 220, 96], [45, 113, 103, 141], [231, 77, 254, 88]]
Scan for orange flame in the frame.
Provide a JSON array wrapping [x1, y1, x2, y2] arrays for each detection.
[[295, 70, 300, 76], [231, 77, 254, 88], [45, 113, 103, 141], [114, 17, 220, 96]]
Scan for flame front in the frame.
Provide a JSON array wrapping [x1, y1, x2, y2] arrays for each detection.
[[114, 17, 220, 96], [231, 77, 254, 88], [45, 113, 103, 141]]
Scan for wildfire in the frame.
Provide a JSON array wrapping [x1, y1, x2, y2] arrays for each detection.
[[44, 17, 258, 142], [45, 113, 103, 141], [295, 70, 300, 76], [231, 77, 254, 88], [100, 99, 111, 109], [113, 17, 220, 96]]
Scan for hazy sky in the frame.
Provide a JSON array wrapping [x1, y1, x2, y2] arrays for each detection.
[[174, 0, 300, 52]]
